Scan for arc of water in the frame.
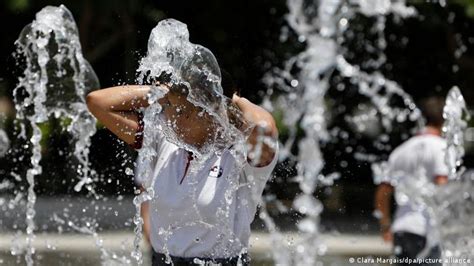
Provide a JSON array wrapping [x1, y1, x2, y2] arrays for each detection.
[[13, 20, 50, 264], [443, 86, 471, 180], [262, 0, 419, 264], [0, 116, 9, 157], [13, 5, 100, 265]]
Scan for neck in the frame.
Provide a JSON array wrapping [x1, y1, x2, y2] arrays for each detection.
[[420, 126, 441, 136]]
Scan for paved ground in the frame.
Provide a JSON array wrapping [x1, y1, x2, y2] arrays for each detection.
[[0, 197, 381, 233], [1, 197, 392, 265], [0, 231, 391, 265], [0, 232, 391, 255]]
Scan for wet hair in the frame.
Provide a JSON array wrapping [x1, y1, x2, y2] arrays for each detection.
[[148, 70, 238, 99], [419, 96, 445, 127]]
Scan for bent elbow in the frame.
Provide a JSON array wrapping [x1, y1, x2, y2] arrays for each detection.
[[86, 91, 101, 112], [263, 114, 278, 138]]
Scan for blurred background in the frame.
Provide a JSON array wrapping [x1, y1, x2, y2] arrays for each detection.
[[0, 0, 474, 265]]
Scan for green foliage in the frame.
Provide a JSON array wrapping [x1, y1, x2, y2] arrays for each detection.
[[272, 108, 289, 137], [456, 0, 474, 17], [6, 0, 30, 11], [409, 0, 474, 17], [37, 121, 51, 148]]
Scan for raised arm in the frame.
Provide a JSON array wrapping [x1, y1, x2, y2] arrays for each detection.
[[232, 94, 278, 167], [86, 85, 162, 144]]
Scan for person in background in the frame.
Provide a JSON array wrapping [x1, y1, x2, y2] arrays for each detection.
[[375, 96, 448, 265]]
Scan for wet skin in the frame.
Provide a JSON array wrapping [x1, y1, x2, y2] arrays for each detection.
[[160, 91, 221, 149]]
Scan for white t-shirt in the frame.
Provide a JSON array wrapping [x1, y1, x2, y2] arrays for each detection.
[[135, 126, 278, 258], [386, 134, 448, 240]]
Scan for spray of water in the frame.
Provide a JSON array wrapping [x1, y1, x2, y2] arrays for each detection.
[[433, 172, 474, 265], [52, 213, 132, 265], [372, 87, 472, 263], [13, 5, 99, 264], [443, 86, 471, 180], [132, 19, 254, 264], [0, 108, 8, 157], [5, 2, 471, 265], [262, 0, 420, 264], [436, 87, 473, 263], [0, 129, 9, 158]]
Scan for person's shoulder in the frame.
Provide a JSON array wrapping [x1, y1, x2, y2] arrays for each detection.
[[389, 135, 424, 159], [391, 136, 416, 154], [391, 135, 445, 156], [413, 134, 446, 148], [399, 134, 444, 145]]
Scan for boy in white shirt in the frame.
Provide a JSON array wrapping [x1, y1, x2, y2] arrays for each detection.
[[87, 73, 278, 265], [375, 97, 448, 265]]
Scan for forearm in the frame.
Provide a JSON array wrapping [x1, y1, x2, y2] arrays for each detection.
[[375, 183, 393, 229], [141, 201, 151, 245], [232, 95, 278, 167], [246, 127, 277, 167], [86, 85, 167, 144], [86, 85, 152, 112]]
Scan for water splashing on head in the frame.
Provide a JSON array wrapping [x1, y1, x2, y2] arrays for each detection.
[[137, 19, 251, 163], [131, 18, 253, 264]]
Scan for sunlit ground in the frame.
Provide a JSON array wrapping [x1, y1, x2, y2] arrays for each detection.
[[0, 251, 390, 266], [0, 231, 391, 265]]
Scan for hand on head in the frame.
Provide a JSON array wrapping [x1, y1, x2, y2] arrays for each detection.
[[231, 94, 277, 138]]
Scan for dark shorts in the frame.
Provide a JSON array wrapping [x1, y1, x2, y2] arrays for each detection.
[[152, 251, 250, 266], [393, 231, 441, 266]]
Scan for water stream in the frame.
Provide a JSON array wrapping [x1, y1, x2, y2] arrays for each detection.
[[12, 5, 99, 265], [2, 2, 472, 266]]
